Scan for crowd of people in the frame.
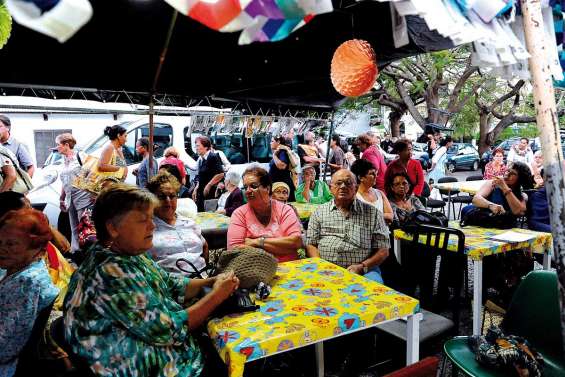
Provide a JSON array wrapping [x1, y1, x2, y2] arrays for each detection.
[[0, 117, 557, 377]]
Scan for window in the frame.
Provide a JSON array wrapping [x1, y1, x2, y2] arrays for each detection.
[[122, 123, 173, 165]]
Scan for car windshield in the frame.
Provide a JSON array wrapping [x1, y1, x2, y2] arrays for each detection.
[[447, 145, 458, 154], [43, 151, 64, 167], [186, 132, 273, 164]]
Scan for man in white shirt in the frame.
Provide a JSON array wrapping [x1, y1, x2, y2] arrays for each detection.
[[507, 138, 534, 168]]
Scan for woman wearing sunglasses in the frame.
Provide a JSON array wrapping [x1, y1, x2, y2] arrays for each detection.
[[146, 171, 209, 275], [227, 166, 302, 262]]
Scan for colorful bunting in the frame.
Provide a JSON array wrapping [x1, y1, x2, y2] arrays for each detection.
[[164, 0, 333, 45], [6, 0, 92, 43]]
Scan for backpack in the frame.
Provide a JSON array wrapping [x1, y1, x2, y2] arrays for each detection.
[[0, 147, 33, 194]]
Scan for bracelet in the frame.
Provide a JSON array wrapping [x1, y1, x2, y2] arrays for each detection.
[[259, 236, 266, 249]]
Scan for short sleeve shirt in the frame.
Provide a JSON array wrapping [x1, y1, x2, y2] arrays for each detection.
[[148, 215, 206, 276], [306, 199, 390, 268], [2, 137, 34, 170], [0, 145, 14, 169], [227, 200, 302, 262]]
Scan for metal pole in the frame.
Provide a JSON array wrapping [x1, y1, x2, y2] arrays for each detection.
[[521, 0, 565, 353], [148, 97, 155, 178], [323, 113, 335, 182]]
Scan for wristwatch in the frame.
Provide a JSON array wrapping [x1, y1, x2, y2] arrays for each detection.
[[361, 261, 369, 274]]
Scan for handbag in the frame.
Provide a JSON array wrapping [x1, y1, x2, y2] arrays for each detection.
[[175, 257, 260, 318], [0, 148, 33, 194], [460, 205, 516, 229], [402, 210, 449, 229], [72, 153, 126, 194]]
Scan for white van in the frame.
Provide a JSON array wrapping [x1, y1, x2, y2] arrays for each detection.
[[29, 115, 198, 227]]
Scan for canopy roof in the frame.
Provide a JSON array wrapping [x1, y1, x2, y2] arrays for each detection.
[[0, 0, 453, 111]]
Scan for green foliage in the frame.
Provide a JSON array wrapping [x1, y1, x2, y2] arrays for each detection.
[[499, 124, 539, 140], [0, 2, 11, 49]]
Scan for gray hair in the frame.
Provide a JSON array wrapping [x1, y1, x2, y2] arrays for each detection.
[[225, 171, 241, 186]]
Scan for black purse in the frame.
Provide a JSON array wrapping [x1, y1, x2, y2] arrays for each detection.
[[460, 205, 516, 229]]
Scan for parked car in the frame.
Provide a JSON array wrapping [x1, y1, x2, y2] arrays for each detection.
[[445, 143, 480, 172]]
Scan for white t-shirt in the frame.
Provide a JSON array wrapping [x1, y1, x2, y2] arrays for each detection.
[[356, 188, 384, 213]]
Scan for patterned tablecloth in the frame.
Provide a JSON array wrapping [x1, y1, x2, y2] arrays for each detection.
[[393, 221, 553, 261], [432, 179, 490, 194], [290, 202, 321, 220], [207, 258, 420, 377], [194, 212, 231, 231]]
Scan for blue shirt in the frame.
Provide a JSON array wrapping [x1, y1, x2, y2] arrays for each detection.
[[0, 260, 59, 377], [136, 157, 158, 188]]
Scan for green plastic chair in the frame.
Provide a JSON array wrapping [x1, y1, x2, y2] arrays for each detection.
[[443, 270, 565, 376]]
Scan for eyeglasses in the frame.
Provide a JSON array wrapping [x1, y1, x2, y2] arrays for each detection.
[[332, 180, 354, 188], [393, 181, 410, 188], [157, 193, 177, 201], [242, 183, 261, 191]]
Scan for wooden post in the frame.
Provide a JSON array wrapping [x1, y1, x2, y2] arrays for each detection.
[[521, 0, 565, 353]]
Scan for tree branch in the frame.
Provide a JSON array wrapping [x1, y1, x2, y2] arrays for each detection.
[[395, 80, 426, 128]]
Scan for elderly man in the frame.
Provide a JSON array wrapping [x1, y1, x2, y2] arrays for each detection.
[[0, 115, 35, 177], [356, 133, 387, 191], [306, 169, 390, 283]]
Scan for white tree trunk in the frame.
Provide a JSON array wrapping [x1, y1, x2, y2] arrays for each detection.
[[521, 0, 565, 353]]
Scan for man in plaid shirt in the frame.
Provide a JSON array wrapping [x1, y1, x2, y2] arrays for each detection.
[[306, 169, 390, 283]]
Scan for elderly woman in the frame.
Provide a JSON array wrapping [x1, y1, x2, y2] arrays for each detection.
[[530, 150, 544, 186], [0, 209, 59, 377], [295, 164, 333, 204], [385, 171, 426, 225], [147, 172, 209, 275], [227, 166, 302, 262], [216, 171, 243, 217], [351, 159, 393, 224], [472, 161, 533, 222], [160, 146, 187, 185], [98, 124, 128, 177], [483, 148, 507, 180], [56, 132, 93, 252], [64, 184, 239, 376]]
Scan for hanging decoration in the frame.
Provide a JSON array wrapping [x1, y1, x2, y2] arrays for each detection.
[[330, 39, 379, 97], [5, 0, 92, 43], [0, 3, 12, 49], [164, 0, 333, 45]]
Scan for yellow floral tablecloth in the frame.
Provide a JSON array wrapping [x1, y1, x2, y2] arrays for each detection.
[[393, 221, 552, 261], [207, 258, 420, 377], [194, 212, 231, 231], [290, 202, 320, 220], [432, 180, 490, 194]]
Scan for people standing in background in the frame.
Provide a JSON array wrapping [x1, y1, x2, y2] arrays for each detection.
[[269, 136, 296, 202], [211, 144, 231, 172], [327, 134, 345, 175], [134, 137, 158, 189], [381, 134, 393, 153], [98, 124, 128, 179], [0, 114, 35, 177], [427, 136, 453, 184], [507, 137, 534, 168], [0, 145, 17, 192], [192, 136, 224, 212], [530, 150, 544, 186], [356, 133, 387, 191], [298, 131, 325, 179], [160, 147, 187, 185], [386, 139, 425, 197], [56, 133, 93, 252]]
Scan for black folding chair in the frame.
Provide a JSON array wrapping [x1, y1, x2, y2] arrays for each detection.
[[404, 223, 466, 332]]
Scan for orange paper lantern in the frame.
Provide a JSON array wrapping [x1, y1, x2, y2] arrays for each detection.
[[331, 39, 378, 97]]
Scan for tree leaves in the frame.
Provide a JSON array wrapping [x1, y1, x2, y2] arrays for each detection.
[[0, 2, 12, 49]]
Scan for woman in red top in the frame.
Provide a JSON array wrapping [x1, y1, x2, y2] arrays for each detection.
[[483, 148, 507, 180], [385, 139, 425, 196], [159, 147, 187, 185]]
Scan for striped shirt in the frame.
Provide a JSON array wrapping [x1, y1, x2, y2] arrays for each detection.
[[306, 199, 390, 268]]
